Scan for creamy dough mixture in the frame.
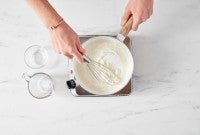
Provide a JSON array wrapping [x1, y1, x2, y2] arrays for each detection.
[[74, 37, 130, 95], [96, 51, 121, 85]]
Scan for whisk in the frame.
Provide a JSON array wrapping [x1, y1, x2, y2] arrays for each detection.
[[83, 55, 120, 85]]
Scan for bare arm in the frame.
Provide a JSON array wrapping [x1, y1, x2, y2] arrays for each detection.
[[26, 0, 85, 63], [26, 0, 62, 28]]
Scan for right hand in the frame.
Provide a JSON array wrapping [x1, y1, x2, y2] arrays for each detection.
[[121, 0, 153, 31], [49, 21, 85, 63]]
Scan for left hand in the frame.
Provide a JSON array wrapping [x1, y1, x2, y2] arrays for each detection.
[[121, 0, 153, 31]]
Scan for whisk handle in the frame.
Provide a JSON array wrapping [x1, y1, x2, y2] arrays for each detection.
[[83, 55, 91, 63]]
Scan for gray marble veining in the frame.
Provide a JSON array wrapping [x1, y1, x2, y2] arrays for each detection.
[[0, 0, 200, 135]]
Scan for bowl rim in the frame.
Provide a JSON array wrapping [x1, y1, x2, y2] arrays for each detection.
[[74, 36, 134, 95]]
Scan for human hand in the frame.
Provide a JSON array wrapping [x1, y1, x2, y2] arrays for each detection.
[[121, 0, 153, 31], [49, 21, 85, 63]]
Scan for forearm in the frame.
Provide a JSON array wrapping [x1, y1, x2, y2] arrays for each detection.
[[26, 0, 62, 29]]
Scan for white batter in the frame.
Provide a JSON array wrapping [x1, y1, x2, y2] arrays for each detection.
[[74, 36, 133, 95]]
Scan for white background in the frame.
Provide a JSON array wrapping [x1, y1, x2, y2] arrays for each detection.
[[0, 0, 200, 135]]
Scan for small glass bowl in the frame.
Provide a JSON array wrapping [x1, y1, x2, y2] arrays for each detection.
[[24, 45, 48, 69]]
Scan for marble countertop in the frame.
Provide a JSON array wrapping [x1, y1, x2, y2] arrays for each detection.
[[0, 0, 200, 135]]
